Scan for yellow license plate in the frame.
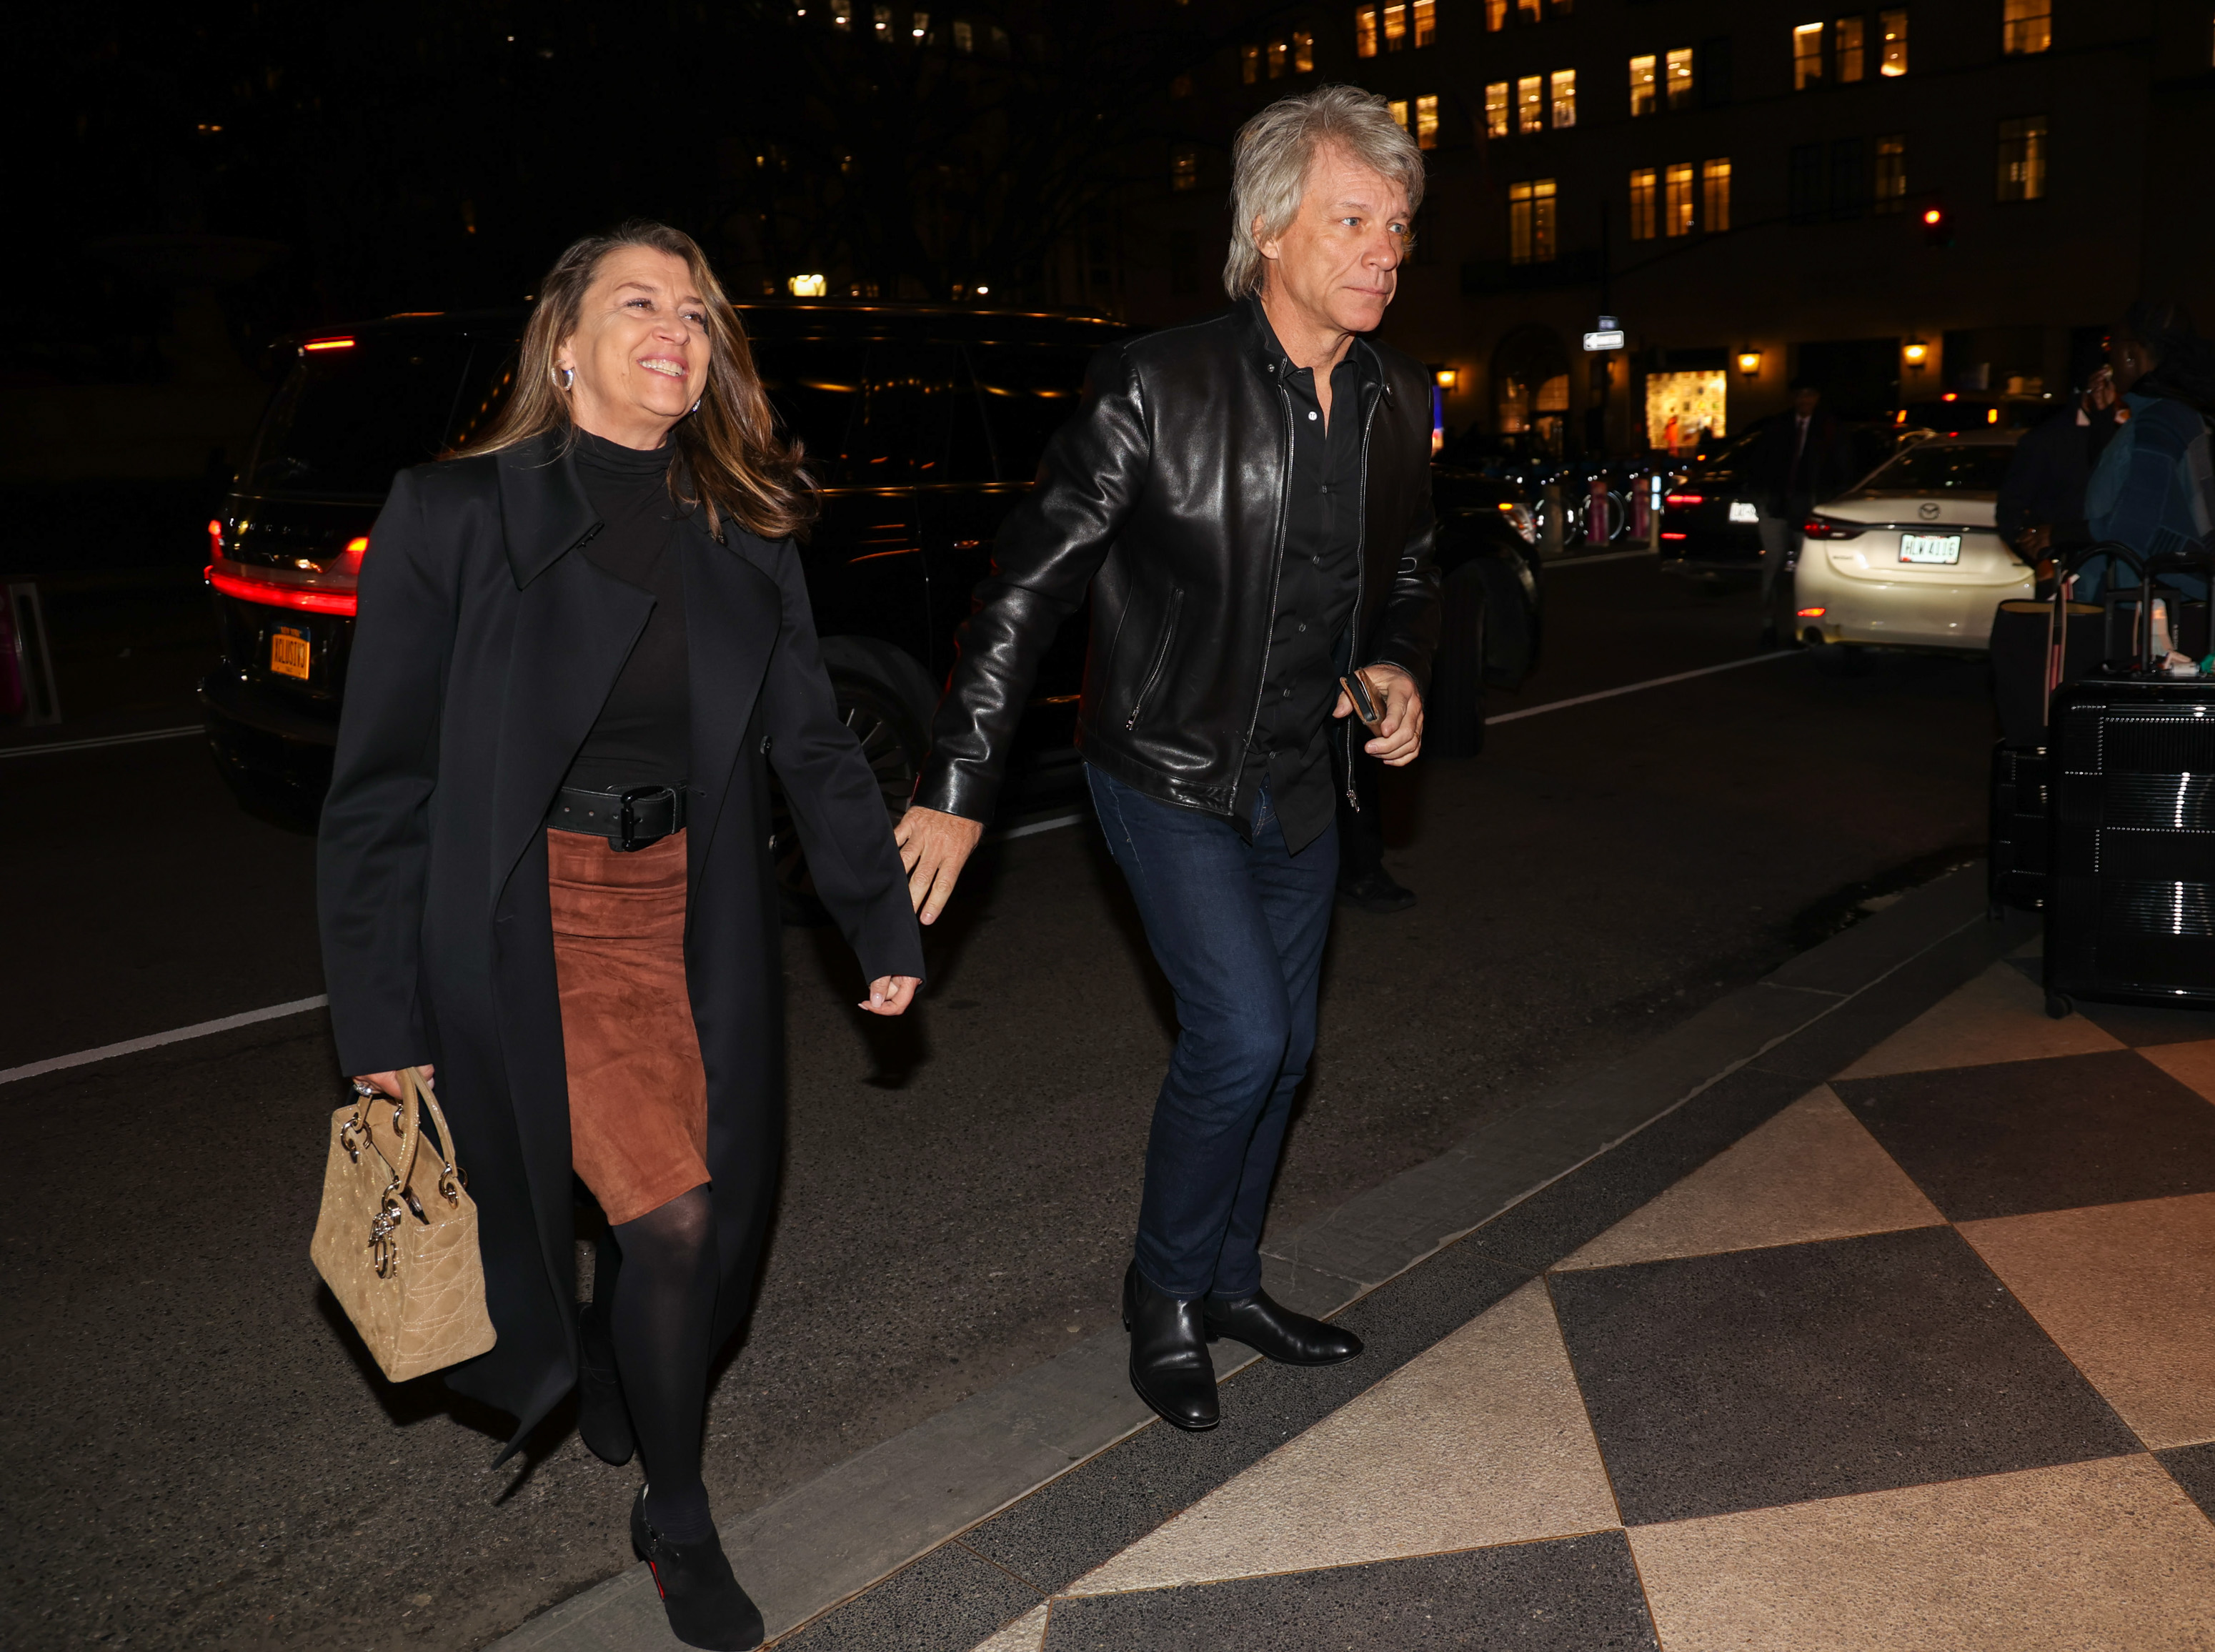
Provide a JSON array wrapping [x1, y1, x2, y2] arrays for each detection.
[[270, 625, 312, 680]]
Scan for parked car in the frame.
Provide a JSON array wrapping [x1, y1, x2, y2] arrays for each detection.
[[1656, 422, 1918, 587], [1791, 429, 2031, 657], [201, 303, 1540, 861]]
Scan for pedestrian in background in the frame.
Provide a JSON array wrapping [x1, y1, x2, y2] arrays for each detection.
[[2080, 298, 2215, 600], [1744, 379, 1851, 645], [895, 86, 1440, 1432], [318, 222, 922, 1651], [1998, 364, 2121, 562]]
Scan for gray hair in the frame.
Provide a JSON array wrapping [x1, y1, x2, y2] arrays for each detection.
[[1223, 85, 1427, 299]]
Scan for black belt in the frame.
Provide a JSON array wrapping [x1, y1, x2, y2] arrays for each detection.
[[548, 783, 687, 850]]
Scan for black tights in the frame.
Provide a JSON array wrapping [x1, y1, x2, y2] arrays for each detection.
[[598, 1185, 719, 1543]]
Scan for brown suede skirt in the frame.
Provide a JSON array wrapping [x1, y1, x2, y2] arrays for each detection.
[[547, 827, 709, 1225]]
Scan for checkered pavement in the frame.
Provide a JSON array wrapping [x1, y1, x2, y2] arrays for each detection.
[[917, 945, 2215, 1651]]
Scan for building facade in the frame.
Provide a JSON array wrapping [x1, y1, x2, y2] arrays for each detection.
[[1128, 0, 2215, 455]]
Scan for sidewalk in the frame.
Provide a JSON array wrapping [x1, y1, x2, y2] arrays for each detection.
[[498, 870, 2215, 1648]]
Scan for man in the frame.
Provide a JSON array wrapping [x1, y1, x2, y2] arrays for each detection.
[[895, 86, 1439, 1431], [1745, 379, 1850, 645], [1997, 364, 2119, 562]]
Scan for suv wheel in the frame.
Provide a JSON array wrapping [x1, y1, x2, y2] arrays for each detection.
[[1423, 564, 1488, 759], [770, 668, 929, 925]]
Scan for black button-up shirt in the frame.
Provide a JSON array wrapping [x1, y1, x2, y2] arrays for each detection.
[[1237, 307, 1375, 854]]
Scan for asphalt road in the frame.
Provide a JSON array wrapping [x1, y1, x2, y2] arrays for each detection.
[[1, 556, 1999, 1650]]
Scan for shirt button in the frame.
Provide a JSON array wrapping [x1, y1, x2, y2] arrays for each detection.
[[1297, 622, 1307, 632], [1307, 410, 1318, 421], [1283, 688, 1292, 697]]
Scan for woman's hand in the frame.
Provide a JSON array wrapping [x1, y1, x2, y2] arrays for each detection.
[[859, 976, 921, 1016], [352, 1065, 435, 1100]]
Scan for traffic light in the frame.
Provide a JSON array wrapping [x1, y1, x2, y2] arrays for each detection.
[[1921, 203, 1952, 248]]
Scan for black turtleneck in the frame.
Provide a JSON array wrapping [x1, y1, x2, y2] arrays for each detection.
[[560, 429, 691, 795]]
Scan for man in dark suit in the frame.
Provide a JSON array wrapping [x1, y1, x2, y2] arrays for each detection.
[[1745, 380, 1852, 645]]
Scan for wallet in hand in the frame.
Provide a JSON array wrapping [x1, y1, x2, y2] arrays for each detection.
[[1339, 667, 1388, 735]]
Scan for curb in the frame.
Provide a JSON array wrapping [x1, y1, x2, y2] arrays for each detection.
[[494, 864, 2002, 1650]]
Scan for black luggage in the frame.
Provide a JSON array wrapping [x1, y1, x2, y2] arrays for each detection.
[[2042, 544, 2215, 1017], [1988, 742, 2051, 916]]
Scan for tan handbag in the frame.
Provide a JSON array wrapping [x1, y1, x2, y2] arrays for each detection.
[[310, 1067, 497, 1382]]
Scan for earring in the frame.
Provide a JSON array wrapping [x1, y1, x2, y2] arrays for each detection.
[[553, 364, 575, 392], [690, 397, 702, 415]]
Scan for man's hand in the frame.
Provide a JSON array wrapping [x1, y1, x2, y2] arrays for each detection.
[[1334, 665, 1424, 766], [893, 805, 987, 925], [2014, 523, 2054, 557], [858, 975, 922, 1016]]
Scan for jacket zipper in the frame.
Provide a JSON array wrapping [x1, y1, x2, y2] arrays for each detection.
[[1240, 376, 1298, 763], [1341, 382, 1385, 807], [1125, 588, 1185, 730]]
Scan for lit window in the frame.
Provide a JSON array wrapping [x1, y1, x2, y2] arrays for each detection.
[[1702, 158, 1731, 232], [1293, 30, 1314, 71], [952, 17, 972, 51], [1665, 161, 1696, 236], [1170, 73, 1193, 96], [1997, 115, 2047, 201], [1629, 54, 1656, 116], [790, 274, 828, 297], [1485, 0, 1506, 29], [1485, 81, 1510, 138], [1414, 0, 1436, 46], [1836, 16, 1865, 81], [1268, 39, 1287, 77], [1390, 98, 1410, 131], [1384, 1, 1407, 49], [1629, 169, 1658, 239], [1416, 94, 1440, 148], [1518, 75, 1544, 133], [2004, 0, 2051, 54], [1793, 22, 1824, 89], [1873, 134, 1906, 211], [1666, 46, 1694, 109], [1242, 44, 1258, 84], [1517, 0, 1540, 20], [1551, 68, 1577, 127], [1880, 8, 1908, 74], [1553, 0, 1573, 14], [1171, 147, 1200, 191], [1509, 177, 1557, 264], [1355, 4, 1379, 56]]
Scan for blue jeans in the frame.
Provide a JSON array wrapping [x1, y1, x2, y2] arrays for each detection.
[[1087, 764, 1338, 1300]]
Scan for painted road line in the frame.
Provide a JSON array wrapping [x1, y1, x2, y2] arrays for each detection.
[[1546, 546, 1660, 567], [0, 725, 200, 760], [1487, 650, 1797, 725], [0, 995, 330, 1088]]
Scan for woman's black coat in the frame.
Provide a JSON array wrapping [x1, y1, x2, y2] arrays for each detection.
[[317, 429, 924, 1453]]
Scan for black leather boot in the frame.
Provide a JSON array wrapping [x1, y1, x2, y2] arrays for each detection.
[[576, 1302, 635, 1466], [1123, 1262, 1220, 1431], [632, 1487, 765, 1651], [1205, 1288, 1363, 1365]]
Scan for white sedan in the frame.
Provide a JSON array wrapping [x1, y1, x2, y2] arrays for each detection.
[[1793, 431, 2032, 652]]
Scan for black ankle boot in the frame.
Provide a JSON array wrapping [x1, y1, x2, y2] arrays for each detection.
[[632, 1487, 765, 1651], [1205, 1288, 1363, 1365], [1123, 1262, 1219, 1431], [577, 1305, 635, 1466]]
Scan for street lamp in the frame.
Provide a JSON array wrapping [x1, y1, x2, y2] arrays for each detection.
[[1433, 367, 1458, 389], [1736, 349, 1763, 379], [1903, 338, 1929, 369]]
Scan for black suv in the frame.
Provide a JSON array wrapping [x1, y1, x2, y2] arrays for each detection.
[[202, 302, 1540, 842]]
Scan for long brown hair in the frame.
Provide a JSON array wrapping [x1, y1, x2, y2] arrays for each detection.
[[471, 221, 817, 540]]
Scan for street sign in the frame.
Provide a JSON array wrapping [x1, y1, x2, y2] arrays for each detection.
[[1583, 328, 1626, 352]]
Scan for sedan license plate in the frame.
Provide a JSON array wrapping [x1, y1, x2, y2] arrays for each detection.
[[1728, 501, 1759, 524], [270, 625, 312, 680], [1898, 533, 1962, 565]]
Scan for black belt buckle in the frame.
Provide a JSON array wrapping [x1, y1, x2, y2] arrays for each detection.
[[615, 785, 677, 852]]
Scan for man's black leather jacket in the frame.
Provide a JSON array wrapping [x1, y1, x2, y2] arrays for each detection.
[[915, 301, 1440, 822]]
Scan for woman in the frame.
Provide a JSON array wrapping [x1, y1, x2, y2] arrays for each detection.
[[319, 222, 923, 1651], [2081, 298, 2215, 602]]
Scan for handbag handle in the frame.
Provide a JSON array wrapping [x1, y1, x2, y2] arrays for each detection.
[[352, 1070, 467, 1277]]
